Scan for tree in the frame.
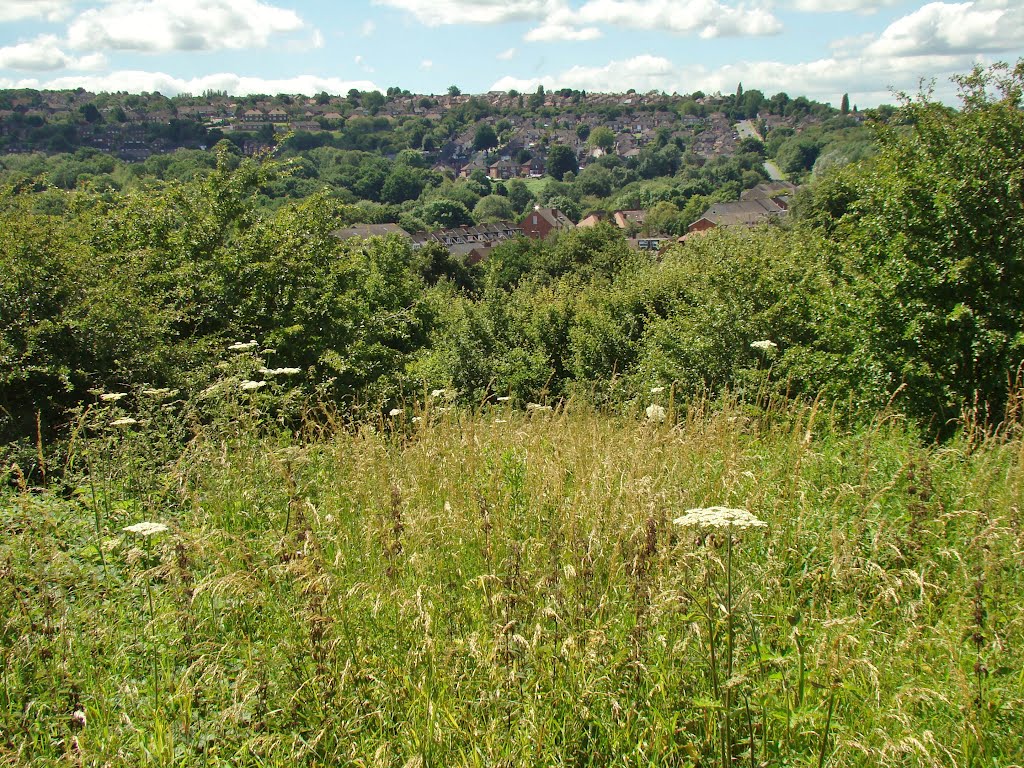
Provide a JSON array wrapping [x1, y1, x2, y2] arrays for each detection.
[[810, 61, 1024, 428], [506, 179, 535, 214], [473, 123, 498, 152], [587, 126, 615, 153], [473, 195, 515, 223], [546, 144, 578, 181], [447, 85, 461, 97], [421, 198, 474, 229], [841, 93, 850, 115]]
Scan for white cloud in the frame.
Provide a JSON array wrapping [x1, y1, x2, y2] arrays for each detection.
[[525, 21, 601, 41], [354, 55, 375, 73], [66, 0, 306, 53], [0, 35, 106, 71], [578, 0, 782, 37], [0, 1, 74, 22], [790, 0, 901, 11], [0, 70, 381, 97], [371, 0, 561, 26], [496, 47, 518, 60], [420, 59, 433, 69], [865, 1, 1024, 57], [360, 19, 377, 36]]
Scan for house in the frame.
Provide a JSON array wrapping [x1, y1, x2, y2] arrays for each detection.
[[521, 207, 575, 239], [488, 160, 520, 180], [521, 157, 546, 178], [684, 197, 788, 238], [613, 209, 646, 231]]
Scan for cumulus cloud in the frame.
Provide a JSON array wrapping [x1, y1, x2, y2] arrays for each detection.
[[0, 1, 74, 22], [577, 0, 782, 38], [865, 1, 1023, 57], [496, 47, 518, 60], [360, 19, 377, 36], [0, 35, 106, 71], [66, 0, 306, 53], [0, 70, 381, 97], [372, 0, 560, 26], [420, 59, 433, 69], [790, 0, 901, 11]]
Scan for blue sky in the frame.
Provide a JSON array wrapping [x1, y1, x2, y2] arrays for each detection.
[[1, 1, 1022, 107]]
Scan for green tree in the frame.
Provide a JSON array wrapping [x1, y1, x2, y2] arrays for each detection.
[[546, 144, 578, 181], [810, 61, 1024, 428], [447, 85, 461, 97], [473, 194, 515, 223], [421, 198, 474, 229], [473, 123, 498, 152], [587, 126, 616, 153]]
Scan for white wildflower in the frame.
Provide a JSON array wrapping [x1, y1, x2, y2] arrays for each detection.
[[673, 506, 766, 529], [411, 416, 422, 423], [122, 521, 169, 537], [389, 407, 403, 416], [645, 404, 667, 422], [272, 367, 302, 376], [750, 340, 777, 352], [100, 392, 126, 402], [110, 417, 138, 427], [496, 396, 511, 402], [70, 709, 87, 730], [526, 403, 552, 412], [141, 388, 178, 398], [650, 386, 665, 394], [240, 380, 265, 391], [228, 340, 258, 352], [430, 388, 448, 398], [261, 348, 277, 355]]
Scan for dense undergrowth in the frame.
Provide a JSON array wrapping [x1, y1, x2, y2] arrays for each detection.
[[2, 395, 1023, 766]]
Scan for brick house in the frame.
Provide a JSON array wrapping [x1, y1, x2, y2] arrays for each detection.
[[520, 207, 575, 239]]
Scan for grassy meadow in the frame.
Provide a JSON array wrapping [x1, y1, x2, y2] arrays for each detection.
[[2, 393, 1023, 767]]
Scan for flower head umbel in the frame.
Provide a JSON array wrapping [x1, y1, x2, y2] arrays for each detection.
[[645, 403, 667, 422], [750, 340, 777, 353], [100, 392, 127, 402], [673, 506, 766, 529], [240, 380, 265, 391], [228, 340, 258, 352], [110, 417, 139, 427], [123, 521, 169, 537]]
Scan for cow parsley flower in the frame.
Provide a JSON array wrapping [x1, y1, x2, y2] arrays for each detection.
[[750, 340, 777, 352], [240, 380, 265, 391], [650, 386, 665, 394], [100, 392, 127, 402], [122, 521, 169, 537], [228, 340, 258, 352], [110, 417, 138, 427], [673, 506, 766, 529], [389, 407, 403, 416], [645, 404, 667, 422]]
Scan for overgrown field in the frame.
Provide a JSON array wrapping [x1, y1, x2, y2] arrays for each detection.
[[3, 399, 1022, 766]]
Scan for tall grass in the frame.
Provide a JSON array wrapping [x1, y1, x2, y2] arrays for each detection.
[[2, 394, 1023, 766]]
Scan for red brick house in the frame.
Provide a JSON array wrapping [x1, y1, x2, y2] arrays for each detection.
[[520, 207, 575, 239]]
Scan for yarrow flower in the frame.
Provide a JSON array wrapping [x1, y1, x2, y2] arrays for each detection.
[[388, 407, 403, 416], [673, 506, 766, 529], [430, 388, 448, 398], [750, 340, 778, 352], [526, 403, 553, 412], [228, 340, 258, 352], [110, 417, 138, 427], [240, 380, 265, 391], [100, 392, 127, 402], [122, 521, 169, 537], [645, 403, 667, 422], [650, 386, 665, 394], [259, 367, 302, 376], [496, 396, 511, 402]]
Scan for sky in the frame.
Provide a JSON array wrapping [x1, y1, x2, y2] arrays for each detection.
[[1, 0, 1022, 107]]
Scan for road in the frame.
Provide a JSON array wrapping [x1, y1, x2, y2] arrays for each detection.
[[736, 119, 786, 181]]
